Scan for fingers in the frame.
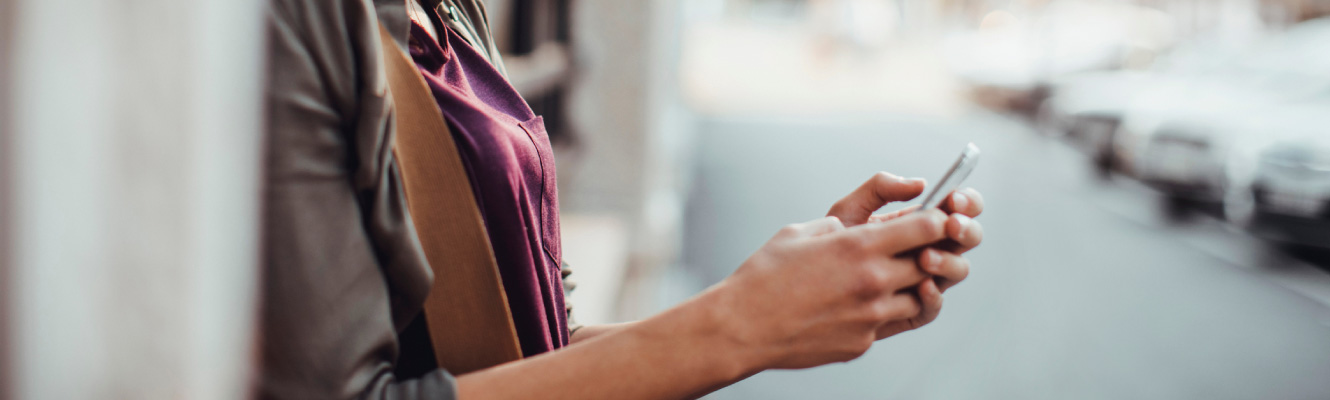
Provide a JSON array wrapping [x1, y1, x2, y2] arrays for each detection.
[[944, 213, 984, 254], [939, 188, 985, 218], [857, 209, 949, 255], [913, 279, 944, 326], [866, 187, 983, 225], [827, 172, 926, 227], [848, 256, 929, 301], [867, 205, 921, 224], [777, 216, 845, 239], [863, 290, 922, 326], [918, 248, 970, 292], [869, 205, 983, 252], [872, 280, 943, 339]]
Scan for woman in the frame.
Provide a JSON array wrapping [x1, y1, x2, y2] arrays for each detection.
[[259, 0, 986, 399]]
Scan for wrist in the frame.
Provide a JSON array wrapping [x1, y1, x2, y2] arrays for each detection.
[[657, 281, 774, 380]]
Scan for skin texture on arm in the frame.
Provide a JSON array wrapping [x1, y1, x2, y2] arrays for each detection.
[[457, 173, 987, 400]]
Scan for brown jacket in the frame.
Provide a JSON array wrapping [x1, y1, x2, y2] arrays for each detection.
[[259, 0, 544, 398]]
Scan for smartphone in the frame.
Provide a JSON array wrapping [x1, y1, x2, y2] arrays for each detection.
[[914, 143, 980, 212]]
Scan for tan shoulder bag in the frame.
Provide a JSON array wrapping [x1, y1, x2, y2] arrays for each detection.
[[376, 23, 523, 374]]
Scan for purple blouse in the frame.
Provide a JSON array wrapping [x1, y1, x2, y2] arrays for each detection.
[[407, 20, 568, 356]]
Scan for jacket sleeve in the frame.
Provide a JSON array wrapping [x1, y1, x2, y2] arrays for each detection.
[[259, 0, 456, 398]]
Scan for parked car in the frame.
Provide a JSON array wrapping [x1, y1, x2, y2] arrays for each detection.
[[1110, 18, 1330, 204], [1039, 41, 1247, 174], [1111, 77, 1281, 201], [1218, 101, 1330, 248], [1038, 70, 1152, 143]]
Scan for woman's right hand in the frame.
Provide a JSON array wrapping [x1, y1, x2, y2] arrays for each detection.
[[706, 210, 950, 370]]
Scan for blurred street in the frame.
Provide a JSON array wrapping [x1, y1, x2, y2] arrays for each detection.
[[676, 111, 1330, 399]]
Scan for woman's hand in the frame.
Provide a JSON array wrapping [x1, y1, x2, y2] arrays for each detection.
[[708, 210, 949, 370], [825, 172, 986, 338]]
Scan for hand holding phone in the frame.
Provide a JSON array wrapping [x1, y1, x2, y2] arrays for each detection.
[[914, 143, 980, 212]]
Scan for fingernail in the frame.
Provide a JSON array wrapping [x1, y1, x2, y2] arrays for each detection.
[[909, 177, 927, 184], [952, 214, 972, 241], [951, 192, 968, 211]]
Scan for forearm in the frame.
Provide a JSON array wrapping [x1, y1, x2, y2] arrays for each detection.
[[456, 286, 765, 400]]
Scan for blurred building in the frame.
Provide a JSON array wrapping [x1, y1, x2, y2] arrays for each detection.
[[1, 0, 266, 398]]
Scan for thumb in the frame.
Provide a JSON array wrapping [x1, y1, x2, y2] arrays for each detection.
[[829, 172, 926, 226]]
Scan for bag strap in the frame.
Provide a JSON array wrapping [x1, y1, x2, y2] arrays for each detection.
[[376, 22, 523, 374]]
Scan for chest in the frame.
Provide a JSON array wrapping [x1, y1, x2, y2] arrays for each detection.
[[408, 21, 563, 266]]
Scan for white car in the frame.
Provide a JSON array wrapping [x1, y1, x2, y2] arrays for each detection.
[[1111, 77, 1282, 200], [1219, 101, 1330, 247], [1039, 42, 1245, 173], [1040, 71, 1152, 139], [1111, 19, 1330, 203]]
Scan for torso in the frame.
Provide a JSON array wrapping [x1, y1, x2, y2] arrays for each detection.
[[406, 15, 568, 357]]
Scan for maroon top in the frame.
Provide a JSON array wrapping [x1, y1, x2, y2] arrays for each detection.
[[407, 20, 568, 356]]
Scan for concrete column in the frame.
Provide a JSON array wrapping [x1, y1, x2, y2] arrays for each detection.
[[0, 0, 13, 396], [4, 0, 266, 398]]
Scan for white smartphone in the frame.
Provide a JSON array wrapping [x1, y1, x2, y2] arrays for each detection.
[[914, 143, 980, 212]]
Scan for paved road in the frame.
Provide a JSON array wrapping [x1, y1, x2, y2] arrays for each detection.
[[674, 111, 1330, 399]]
